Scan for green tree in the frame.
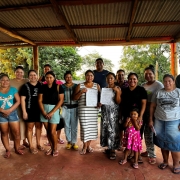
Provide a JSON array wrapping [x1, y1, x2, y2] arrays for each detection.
[[120, 44, 170, 84], [81, 51, 114, 72]]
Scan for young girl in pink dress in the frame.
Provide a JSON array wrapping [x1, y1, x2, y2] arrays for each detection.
[[119, 108, 142, 169]]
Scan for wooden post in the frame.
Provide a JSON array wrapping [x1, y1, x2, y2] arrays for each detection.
[[33, 46, 39, 77], [171, 43, 178, 77], [155, 61, 158, 80]]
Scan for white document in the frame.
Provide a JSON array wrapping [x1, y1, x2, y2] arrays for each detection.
[[86, 88, 98, 106], [100, 88, 114, 105]]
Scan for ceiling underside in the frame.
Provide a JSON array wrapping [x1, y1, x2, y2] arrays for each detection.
[[0, 0, 180, 48]]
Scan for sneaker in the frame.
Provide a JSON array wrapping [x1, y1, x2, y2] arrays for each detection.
[[58, 139, 65, 144], [66, 143, 72, 150], [72, 144, 78, 150], [141, 151, 148, 157]]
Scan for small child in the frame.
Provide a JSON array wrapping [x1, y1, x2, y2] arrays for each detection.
[[119, 108, 142, 169]]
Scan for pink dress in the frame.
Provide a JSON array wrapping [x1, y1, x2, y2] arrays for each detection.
[[123, 120, 142, 152]]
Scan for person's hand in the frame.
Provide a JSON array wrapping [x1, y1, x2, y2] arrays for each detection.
[[46, 112, 54, 120], [81, 88, 87, 93], [149, 119, 154, 128], [2, 109, 11, 116], [112, 86, 120, 93], [23, 112, 28, 120], [96, 102, 102, 108], [42, 111, 48, 119], [126, 117, 130, 123]]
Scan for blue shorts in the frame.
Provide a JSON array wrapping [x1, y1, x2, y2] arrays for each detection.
[[0, 110, 19, 123], [154, 119, 180, 151], [40, 104, 60, 124]]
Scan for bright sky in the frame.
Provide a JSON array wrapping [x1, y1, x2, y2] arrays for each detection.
[[77, 46, 123, 73]]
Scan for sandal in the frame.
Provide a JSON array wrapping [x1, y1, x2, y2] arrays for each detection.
[[158, 163, 168, 170], [119, 159, 127, 165], [53, 150, 59, 157], [29, 148, 38, 154], [133, 163, 138, 169], [103, 149, 110, 154], [127, 155, 134, 160], [109, 152, 116, 160], [23, 141, 30, 148], [172, 167, 180, 174], [80, 149, 86, 155], [58, 139, 64, 144], [37, 145, 44, 151], [45, 148, 52, 156], [15, 149, 24, 155], [4, 150, 11, 158], [87, 147, 93, 153], [149, 157, 156, 165]]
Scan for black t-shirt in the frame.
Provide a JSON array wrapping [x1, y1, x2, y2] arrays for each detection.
[[20, 82, 41, 111], [39, 83, 64, 105], [121, 86, 147, 118]]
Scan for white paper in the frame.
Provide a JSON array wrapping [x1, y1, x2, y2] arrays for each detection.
[[86, 88, 98, 106], [100, 88, 114, 105]]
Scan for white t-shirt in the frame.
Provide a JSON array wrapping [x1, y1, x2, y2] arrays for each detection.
[[151, 88, 180, 121]]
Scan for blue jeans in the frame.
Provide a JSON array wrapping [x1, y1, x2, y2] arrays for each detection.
[[62, 106, 78, 144]]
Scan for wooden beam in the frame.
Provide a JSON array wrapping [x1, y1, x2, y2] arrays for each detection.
[[12, 21, 180, 32], [0, 23, 36, 45], [170, 43, 178, 77], [126, 0, 139, 41], [33, 46, 39, 77], [49, 0, 79, 43]]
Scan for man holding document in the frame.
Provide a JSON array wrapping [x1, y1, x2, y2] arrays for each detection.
[[73, 70, 101, 155]]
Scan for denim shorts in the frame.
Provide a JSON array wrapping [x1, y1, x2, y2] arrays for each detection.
[[0, 110, 19, 123], [154, 119, 180, 151], [40, 104, 60, 124]]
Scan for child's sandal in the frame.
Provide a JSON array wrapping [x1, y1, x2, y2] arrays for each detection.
[[133, 163, 138, 169], [119, 159, 127, 165]]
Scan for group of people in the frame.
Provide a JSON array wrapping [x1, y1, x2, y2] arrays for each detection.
[[0, 58, 180, 174]]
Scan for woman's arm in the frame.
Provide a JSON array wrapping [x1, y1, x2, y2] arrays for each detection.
[[0, 93, 20, 116], [73, 84, 87, 100], [113, 86, 121, 104], [47, 94, 64, 119], [149, 102, 157, 127], [138, 99, 147, 121], [21, 96, 28, 120], [38, 94, 47, 118]]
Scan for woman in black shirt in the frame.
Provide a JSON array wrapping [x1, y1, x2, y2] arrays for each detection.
[[38, 71, 64, 157], [20, 70, 43, 154]]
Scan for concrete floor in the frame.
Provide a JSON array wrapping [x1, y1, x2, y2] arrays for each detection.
[[0, 123, 179, 180]]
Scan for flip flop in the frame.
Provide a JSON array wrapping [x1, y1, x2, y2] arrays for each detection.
[[80, 149, 86, 155], [119, 159, 127, 165], [45, 148, 52, 156], [53, 150, 59, 157], [4, 151, 11, 158], [87, 147, 93, 153], [29, 148, 38, 154], [158, 163, 168, 170], [15, 149, 24, 155], [133, 163, 138, 169], [172, 167, 180, 174]]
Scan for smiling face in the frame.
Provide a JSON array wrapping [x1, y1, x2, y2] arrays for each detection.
[[44, 66, 51, 74], [128, 75, 138, 88], [85, 72, 94, 83], [144, 69, 155, 82], [130, 111, 138, 120], [65, 74, 73, 84], [106, 74, 115, 86], [15, 68, 24, 80], [0, 76, 10, 88], [45, 74, 55, 85], [163, 77, 175, 91], [29, 71, 38, 83]]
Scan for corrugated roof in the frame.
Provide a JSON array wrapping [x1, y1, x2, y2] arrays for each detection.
[[0, 0, 180, 47]]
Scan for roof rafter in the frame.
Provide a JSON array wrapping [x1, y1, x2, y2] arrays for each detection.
[[126, 0, 139, 41], [0, 23, 36, 45], [49, 0, 79, 43], [12, 21, 180, 31]]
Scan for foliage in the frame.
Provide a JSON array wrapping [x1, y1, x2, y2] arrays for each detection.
[[79, 51, 114, 78], [0, 48, 32, 78], [120, 44, 170, 84], [0, 47, 82, 80]]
